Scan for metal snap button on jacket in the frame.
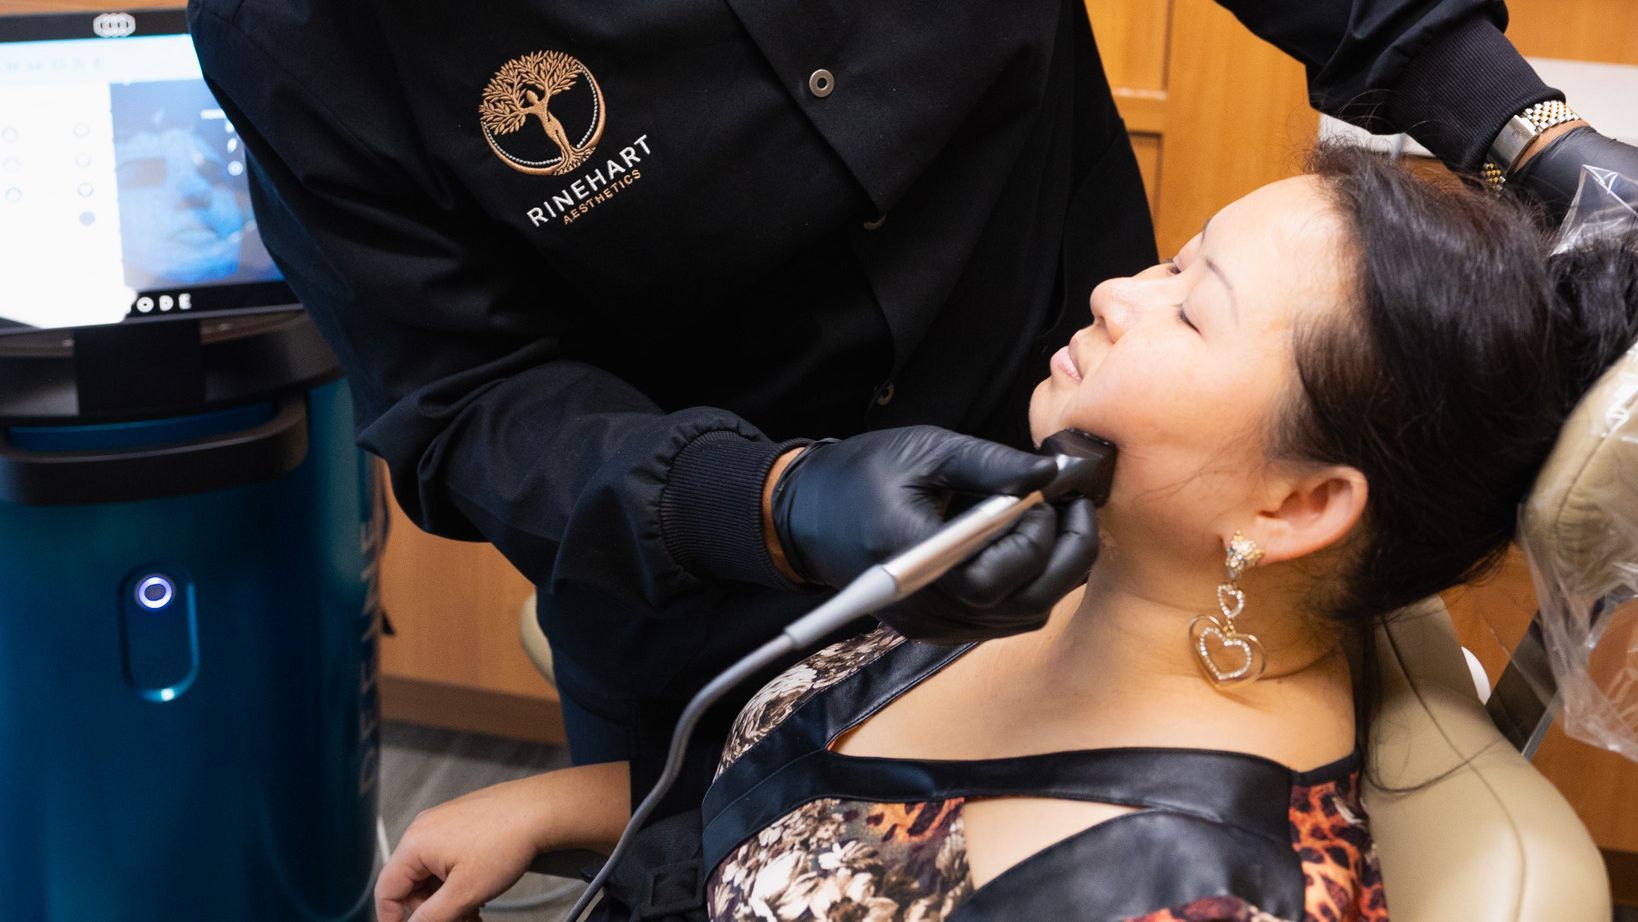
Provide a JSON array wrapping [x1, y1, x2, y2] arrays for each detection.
[[808, 69, 834, 98], [874, 382, 895, 406], [862, 214, 887, 231]]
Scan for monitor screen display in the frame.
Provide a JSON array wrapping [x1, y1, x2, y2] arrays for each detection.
[[0, 10, 295, 335]]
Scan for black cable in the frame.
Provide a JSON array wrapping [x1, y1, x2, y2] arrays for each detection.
[[563, 632, 797, 921]]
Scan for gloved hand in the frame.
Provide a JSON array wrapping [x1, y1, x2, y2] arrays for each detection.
[[771, 426, 1100, 643], [1511, 126, 1638, 223]]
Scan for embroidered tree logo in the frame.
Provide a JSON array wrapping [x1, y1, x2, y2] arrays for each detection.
[[480, 51, 606, 176]]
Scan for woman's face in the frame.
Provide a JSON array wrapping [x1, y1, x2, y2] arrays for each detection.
[[116, 128, 248, 285], [1029, 176, 1351, 557]]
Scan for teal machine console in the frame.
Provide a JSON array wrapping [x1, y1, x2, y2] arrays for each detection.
[[0, 10, 380, 920]]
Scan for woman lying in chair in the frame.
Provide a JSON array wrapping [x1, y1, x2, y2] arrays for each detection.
[[376, 145, 1638, 922]]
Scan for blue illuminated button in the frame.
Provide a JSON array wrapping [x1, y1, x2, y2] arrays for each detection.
[[120, 569, 197, 700], [136, 575, 174, 610]]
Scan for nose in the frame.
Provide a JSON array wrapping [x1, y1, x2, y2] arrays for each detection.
[[1088, 276, 1141, 340], [1089, 262, 1176, 340], [172, 156, 213, 206]]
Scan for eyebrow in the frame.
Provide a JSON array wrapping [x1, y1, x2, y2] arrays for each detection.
[[1196, 217, 1239, 326], [1203, 257, 1239, 325]]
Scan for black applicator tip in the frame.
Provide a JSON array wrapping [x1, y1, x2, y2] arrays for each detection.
[[1038, 429, 1118, 506]]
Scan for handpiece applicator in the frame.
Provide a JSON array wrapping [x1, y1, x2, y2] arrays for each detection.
[[564, 429, 1119, 919]]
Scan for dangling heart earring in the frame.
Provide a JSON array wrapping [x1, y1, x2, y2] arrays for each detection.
[[1188, 531, 1266, 688]]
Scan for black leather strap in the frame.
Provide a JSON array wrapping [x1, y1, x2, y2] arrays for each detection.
[[948, 811, 1305, 921]]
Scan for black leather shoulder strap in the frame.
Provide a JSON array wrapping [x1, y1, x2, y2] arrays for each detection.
[[948, 810, 1305, 921]]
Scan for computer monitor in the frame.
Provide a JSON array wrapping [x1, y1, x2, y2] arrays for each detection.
[[0, 9, 296, 337]]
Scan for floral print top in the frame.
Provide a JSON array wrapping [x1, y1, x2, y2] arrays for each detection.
[[701, 627, 1388, 922]]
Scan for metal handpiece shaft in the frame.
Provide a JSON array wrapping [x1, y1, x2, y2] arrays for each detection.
[[880, 491, 1043, 596]]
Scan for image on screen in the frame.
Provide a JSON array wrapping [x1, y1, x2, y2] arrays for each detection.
[[0, 18, 293, 334], [110, 79, 278, 292]]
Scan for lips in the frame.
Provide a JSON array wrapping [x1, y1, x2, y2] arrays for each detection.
[[1050, 343, 1082, 383]]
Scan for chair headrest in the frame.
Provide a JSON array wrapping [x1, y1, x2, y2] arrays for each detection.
[[1517, 341, 1638, 761], [1519, 342, 1638, 597]]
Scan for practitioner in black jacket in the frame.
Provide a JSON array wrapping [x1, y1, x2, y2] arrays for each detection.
[[188, 0, 1636, 806]]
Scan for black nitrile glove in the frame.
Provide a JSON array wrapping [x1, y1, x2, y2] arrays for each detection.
[[771, 426, 1100, 643], [1511, 126, 1638, 224]]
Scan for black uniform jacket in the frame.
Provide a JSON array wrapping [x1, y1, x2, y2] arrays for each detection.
[[188, 0, 1553, 792]]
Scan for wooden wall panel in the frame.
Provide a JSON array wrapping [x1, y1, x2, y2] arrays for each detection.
[[375, 478, 561, 740], [1084, 0, 1170, 91], [376, 468, 548, 702], [1130, 133, 1161, 214], [1087, 0, 1167, 222], [1506, 0, 1638, 64], [1152, 0, 1315, 256], [1539, 726, 1638, 855]]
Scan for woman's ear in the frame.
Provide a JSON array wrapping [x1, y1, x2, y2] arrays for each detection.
[[1243, 465, 1367, 565]]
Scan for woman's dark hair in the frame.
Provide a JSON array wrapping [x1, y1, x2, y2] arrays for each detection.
[[1279, 144, 1638, 631]]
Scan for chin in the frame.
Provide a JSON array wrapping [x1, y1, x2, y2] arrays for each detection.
[[1026, 377, 1057, 447]]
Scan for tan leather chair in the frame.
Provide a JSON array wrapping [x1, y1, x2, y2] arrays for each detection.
[[1365, 598, 1609, 921], [519, 591, 555, 688]]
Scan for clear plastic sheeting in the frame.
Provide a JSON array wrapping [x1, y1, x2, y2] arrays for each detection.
[[1518, 166, 1638, 762], [1551, 165, 1638, 256]]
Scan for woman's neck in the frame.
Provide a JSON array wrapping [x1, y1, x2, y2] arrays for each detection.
[[984, 546, 1357, 766]]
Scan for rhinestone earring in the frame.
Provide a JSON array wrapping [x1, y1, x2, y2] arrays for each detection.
[[1188, 531, 1267, 688]]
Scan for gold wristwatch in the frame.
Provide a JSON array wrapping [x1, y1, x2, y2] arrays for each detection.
[[1482, 99, 1583, 187]]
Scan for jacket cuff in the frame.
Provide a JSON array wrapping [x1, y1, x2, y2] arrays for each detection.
[[1389, 15, 1563, 173], [659, 430, 811, 589]]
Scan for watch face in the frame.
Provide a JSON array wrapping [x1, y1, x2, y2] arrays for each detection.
[[1491, 113, 1543, 170]]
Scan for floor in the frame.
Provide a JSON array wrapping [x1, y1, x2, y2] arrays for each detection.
[[379, 720, 586, 921], [380, 720, 1638, 922]]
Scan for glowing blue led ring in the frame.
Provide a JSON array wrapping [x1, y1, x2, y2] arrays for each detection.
[[136, 575, 174, 611]]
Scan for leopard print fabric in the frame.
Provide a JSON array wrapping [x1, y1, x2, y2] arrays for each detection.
[[1287, 772, 1387, 921]]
